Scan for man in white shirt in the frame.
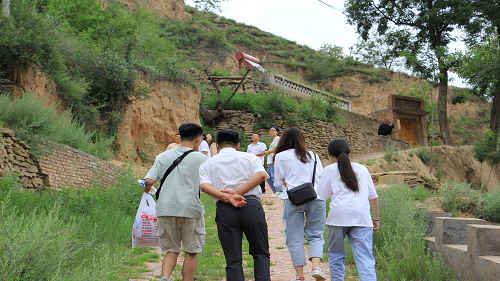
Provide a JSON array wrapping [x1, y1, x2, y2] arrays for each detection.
[[199, 129, 270, 281], [257, 126, 282, 197], [166, 133, 182, 150], [246, 133, 267, 193]]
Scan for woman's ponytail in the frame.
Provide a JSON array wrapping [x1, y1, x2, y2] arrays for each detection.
[[327, 139, 359, 193]]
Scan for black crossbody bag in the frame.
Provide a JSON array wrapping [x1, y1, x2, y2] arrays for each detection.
[[286, 153, 318, 206], [156, 149, 194, 200]]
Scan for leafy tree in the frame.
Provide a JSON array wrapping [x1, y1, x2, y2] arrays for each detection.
[[344, 0, 476, 145], [318, 43, 344, 59], [451, 32, 500, 149], [349, 29, 406, 70]]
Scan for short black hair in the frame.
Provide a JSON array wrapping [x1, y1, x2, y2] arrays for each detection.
[[179, 123, 203, 141], [175, 133, 181, 136], [216, 129, 240, 147]]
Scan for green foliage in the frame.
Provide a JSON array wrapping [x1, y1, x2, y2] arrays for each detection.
[[298, 95, 342, 123], [411, 185, 432, 201], [0, 166, 148, 280], [250, 90, 298, 127], [0, 93, 113, 160], [450, 89, 474, 105], [438, 181, 500, 223], [416, 147, 432, 165], [436, 169, 444, 182], [374, 186, 455, 280], [349, 29, 406, 70], [210, 68, 232, 76], [383, 144, 399, 164]]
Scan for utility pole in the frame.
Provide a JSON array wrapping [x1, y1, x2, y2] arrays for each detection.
[[2, 0, 10, 17]]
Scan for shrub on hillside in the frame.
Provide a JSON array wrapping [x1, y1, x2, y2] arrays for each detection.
[[0, 93, 113, 160]]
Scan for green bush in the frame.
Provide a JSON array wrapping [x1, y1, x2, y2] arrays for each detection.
[[411, 185, 432, 201], [439, 181, 481, 214], [0, 93, 113, 160], [479, 191, 500, 222], [298, 95, 341, 123], [383, 144, 398, 164]]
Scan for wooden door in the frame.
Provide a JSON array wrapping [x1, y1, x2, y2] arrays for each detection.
[[399, 118, 418, 147]]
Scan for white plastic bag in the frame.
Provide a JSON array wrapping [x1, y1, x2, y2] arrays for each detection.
[[132, 193, 159, 247]]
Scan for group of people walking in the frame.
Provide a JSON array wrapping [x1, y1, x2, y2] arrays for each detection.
[[143, 122, 379, 281]]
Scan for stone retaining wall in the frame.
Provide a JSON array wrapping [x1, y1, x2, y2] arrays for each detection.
[[209, 110, 409, 166], [0, 128, 44, 189], [425, 216, 500, 280]]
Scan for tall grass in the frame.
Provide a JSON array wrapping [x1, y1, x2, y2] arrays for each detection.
[[374, 186, 455, 280], [439, 181, 500, 223], [0, 93, 113, 160], [0, 167, 146, 280]]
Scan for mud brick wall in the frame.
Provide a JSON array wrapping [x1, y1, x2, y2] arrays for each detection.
[[38, 142, 121, 188], [0, 128, 44, 189]]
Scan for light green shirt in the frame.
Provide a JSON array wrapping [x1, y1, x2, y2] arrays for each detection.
[[145, 147, 207, 219]]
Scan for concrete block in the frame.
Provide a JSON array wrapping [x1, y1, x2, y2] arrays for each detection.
[[425, 212, 453, 236], [468, 224, 500, 257], [379, 174, 405, 185], [435, 217, 485, 245]]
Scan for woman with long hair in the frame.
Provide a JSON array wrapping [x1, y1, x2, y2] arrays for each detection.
[[317, 138, 379, 281], [274, 128, 327, 281], [198, 133, 211, 158], [206, 133, 217, 156]]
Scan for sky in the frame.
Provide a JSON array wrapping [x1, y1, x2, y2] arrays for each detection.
[[185, 0, 468, 87]]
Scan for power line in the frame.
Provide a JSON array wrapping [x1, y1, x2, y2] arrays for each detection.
[[258, 0, 355, 44], [226, 2, 327, 47], [316, 0, 346, 15], [228, 1, 339, 48]]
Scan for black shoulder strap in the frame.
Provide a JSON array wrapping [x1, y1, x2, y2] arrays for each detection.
[[311, 153, 317, 186], [156, 149, 194, 200]]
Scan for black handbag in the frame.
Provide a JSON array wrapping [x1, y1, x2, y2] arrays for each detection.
[[286, 153, 318, 206]]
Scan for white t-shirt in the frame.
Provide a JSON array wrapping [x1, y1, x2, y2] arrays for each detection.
[[317, 162, 378, 227], [274, 149, 324, 201], [198, 140, 211, 158], [267, 136, 280, 165], [247, 142, 267, 165], [144, 147, 207, 219], [199, 147, 266, 204]]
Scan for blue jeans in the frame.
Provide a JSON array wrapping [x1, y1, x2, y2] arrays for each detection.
[[283, 199, 326, 267], [327, 226, 376, 281], [266, 164, 282, 193]]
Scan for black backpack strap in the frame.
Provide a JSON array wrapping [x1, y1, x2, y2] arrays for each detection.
[[311, 153, 317, 186], [156, 149, 195, 200]]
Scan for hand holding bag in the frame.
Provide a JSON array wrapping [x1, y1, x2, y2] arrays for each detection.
[[132, 193, 159, 247], [286, 153, 318, 206]]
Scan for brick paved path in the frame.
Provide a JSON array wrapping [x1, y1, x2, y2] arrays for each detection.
[[132, 186, 334, 281]]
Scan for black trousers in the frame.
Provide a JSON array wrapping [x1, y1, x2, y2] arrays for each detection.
[[215, 198, 271, 281], [260, 180, 266, 193]]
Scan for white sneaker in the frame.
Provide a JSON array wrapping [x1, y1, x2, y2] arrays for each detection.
[[291, 276, 305, 281], [270, 191, 281, 198], [312, 267, 326, 281]]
